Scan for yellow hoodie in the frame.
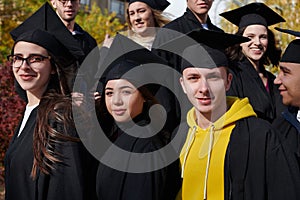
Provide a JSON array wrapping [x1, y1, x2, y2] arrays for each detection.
[[178, 97, 256, 200]]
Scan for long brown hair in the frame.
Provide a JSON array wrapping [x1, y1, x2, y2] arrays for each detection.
[[31, 56, 80, 179]]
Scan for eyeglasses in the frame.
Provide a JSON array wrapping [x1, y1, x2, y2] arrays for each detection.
[[7, 54, 51, 69], [57, 0, 79, 6]]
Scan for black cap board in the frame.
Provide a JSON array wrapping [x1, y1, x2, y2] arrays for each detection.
[[157, 29, 250, 72], [128, 0, 170, 11], [10, 2, 84, 64], [220, 2, 285, 28], [275, 27, 300, 64], [99, 34, 168, 95]]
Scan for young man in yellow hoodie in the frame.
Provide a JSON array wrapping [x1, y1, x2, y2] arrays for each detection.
[[170, 29, 299, 200]]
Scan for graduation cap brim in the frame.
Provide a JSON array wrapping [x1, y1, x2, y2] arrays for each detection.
[[275, 27, 300, 37], [128, 0, 170, 11], [98, 34, 168, 94], [10, 2, 84, 60], [220, 2, 285, 28], [156, 29, 249, 70], [275, 27, 300, 64]]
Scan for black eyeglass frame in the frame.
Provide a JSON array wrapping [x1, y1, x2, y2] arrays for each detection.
[[7, 54, 51, 68], [57, 0, 79, 6]]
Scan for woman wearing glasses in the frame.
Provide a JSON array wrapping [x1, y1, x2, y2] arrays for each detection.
[[4, 4, 98, 200]]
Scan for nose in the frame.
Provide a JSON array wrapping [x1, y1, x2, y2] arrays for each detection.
[[274, 71, 282, 85], [112, 92, 123, 105], [18, 59, 31, 70], [133, 13, 141, 22], [65, 0, 72, 6], [198, 79, 209, 94], [252, 36, 261, 45]]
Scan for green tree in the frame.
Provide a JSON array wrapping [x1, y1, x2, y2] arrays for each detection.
[[76, 2, 125, 44]]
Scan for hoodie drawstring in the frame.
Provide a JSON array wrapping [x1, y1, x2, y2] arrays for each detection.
[[203, 124, 215, 200], [181, 126, 197, 178]]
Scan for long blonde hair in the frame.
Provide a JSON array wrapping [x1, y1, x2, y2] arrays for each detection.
[[126, 7, 170, 30]]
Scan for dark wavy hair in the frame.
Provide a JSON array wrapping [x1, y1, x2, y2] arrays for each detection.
[[30, 54, 80, 179], [226, 27, 281, 67]]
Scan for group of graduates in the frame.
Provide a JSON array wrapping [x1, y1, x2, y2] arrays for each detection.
[[4, 0, 300, 200]]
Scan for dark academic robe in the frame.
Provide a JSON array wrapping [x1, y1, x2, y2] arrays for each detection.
[[227, 58, 286, 122], [4, 107, 98, 200], [96, 114, 181, 200], [73, 23, 97, 62], [224, 117, 299, 199], [272, 107, 300, 195]]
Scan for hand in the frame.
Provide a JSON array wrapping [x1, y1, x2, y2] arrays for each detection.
[[94, 92, 101, 101], [72, 92, 85, 107], [102, 34, 114, 48]]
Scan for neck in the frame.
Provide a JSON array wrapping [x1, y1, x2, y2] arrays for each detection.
[[65, 21, 75, 32], [134, 28, 156, 38], [195, 102, 227, 129], [247, 58, 260, 72], [56, 11, 75, 32], [27, 92, 42, 106], [190, 8, 208, 24], [195, 112, 212, 129]]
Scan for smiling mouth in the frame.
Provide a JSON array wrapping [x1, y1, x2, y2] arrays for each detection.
[[20, 74, 36, 80], [113, 109, 126, 115]]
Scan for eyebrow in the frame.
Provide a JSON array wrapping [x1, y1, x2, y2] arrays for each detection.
[[280, 66, 291, 72], [105, 85, 134, 90]]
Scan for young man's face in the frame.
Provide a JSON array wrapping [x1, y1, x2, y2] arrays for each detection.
[[274, 62, 300, 108], [180, 66, 232, 120], [187, 0, 213, 16], [51, 0, 80, 24]]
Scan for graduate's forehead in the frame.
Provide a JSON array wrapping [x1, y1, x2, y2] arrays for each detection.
[[182, 66, 226, 76]]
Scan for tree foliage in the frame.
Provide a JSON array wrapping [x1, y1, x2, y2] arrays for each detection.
[[76, 2, 125, 44]]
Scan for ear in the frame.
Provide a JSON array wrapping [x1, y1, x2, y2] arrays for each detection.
[[225, 72, 233, 91], [180, 77, 187, 94], [50, 0, 57, 9]]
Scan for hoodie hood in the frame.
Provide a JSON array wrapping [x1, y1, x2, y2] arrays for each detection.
[[187, 96, 257, 131]]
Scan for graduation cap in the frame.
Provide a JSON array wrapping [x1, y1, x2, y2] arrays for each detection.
[[10, 2, 84, 66], [99, 34, 168, 94], [220, 2, 285, 28], [275, 27, 300, 64], [157, 29, 249, 72], [128, 0, 170, 11]]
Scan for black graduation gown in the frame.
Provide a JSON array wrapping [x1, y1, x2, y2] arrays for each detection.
[[224, 117, 299, 199], [96, 114, 181, 200], [73, 23, 97, 63], [227, 58, 286, 122], [4, 107, 98, 200], [272, 107, 300, 196]]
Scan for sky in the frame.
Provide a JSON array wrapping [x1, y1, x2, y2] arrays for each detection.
[[164, 0, 228, 25]]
